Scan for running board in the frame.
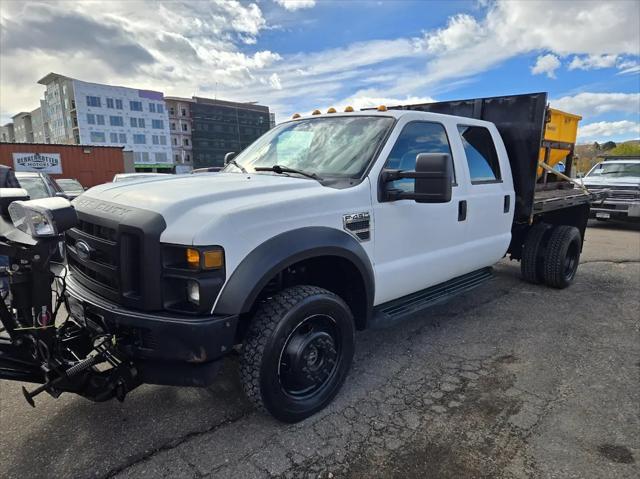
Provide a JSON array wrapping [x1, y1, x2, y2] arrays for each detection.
[[370, 267, 493, 329]]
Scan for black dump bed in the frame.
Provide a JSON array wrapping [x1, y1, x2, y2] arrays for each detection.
[[389, 92, 569, 223]]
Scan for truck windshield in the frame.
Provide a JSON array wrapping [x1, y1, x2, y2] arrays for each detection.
[[587, 163, 640, 178], [225, 116, 394, 178]]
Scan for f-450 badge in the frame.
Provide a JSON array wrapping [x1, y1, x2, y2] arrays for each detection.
[[343, 212, 371, 241]]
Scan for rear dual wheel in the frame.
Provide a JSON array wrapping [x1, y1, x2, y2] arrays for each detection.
[[521, 223, 581, 289], [240, 285, 355, 423]]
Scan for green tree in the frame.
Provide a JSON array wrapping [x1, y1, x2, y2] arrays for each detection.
[[601, 141, 617, 150], [609, 143, 640, 156]]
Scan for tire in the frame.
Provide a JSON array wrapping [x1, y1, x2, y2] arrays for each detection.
[[543, 225, 582, 289], [240, 285, 355, 423], [521, 222, 551, 284]]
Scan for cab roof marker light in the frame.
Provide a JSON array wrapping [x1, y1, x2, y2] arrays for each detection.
[[377, 105, 387, 112], [311, 109, 321, 115], [292, 113, 301, 119], [344, 106, 354, 112], [327, 107, 336, 114]]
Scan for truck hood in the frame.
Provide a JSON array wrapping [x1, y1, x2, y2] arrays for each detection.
[[582, 176, 640, 188], [82, 173, 324, 217]]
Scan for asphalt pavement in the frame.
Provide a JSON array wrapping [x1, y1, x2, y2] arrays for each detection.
[[0, 220, 638, 479]]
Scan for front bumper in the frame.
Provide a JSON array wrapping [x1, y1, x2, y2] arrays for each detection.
[[590, 200, 640, 219], [66, 273, 238, 387]]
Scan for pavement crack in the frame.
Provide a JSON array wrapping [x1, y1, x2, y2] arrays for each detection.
[[99, 407, 254, 479]]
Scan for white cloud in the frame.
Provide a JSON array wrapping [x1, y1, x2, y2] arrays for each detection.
[[617, 60, 640, 75], [269, 73, 283, 90], [578, 120, 640, 141], [425, 14, 482, 53], [531, 54, 561, 78], [412, 0, 640, 88], [568, 54, 618, 70], [551, 92, 640, 118], [274, 0, 316, 11]]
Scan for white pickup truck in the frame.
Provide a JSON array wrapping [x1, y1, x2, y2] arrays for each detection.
[[51, 93, 603, 422]]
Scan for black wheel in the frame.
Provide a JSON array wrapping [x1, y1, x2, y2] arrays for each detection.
[[240, 285, 355, 423], [543, 225, 582, 289], [521, 222, 551, 284]]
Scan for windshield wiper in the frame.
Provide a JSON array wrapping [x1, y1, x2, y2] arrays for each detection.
[[254, 165, 323, 181], [228, 159, 247, 173]]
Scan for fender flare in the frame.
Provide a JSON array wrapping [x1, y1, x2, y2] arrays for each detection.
[[213, 227, 375, 321]]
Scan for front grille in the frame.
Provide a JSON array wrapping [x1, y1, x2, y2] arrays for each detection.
[[589, 187, 639, 202], [66, 219, 141, 302]]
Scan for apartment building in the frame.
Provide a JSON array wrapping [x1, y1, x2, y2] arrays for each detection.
[[38, 73, 173, 171], [30, 101, 51, 143], [165, 97, 193, 167], [12, 112, 34, 143], [189, 97, 271, 168], [0, 123, 14, 142]]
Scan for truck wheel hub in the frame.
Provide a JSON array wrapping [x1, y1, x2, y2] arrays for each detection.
[[278, 314, 339, 398]]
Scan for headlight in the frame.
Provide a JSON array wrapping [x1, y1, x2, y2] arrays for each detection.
[[8, 197, 77, 238]]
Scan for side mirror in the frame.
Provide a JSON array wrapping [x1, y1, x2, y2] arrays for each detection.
[[380, 153, 452, 203], [55, 191, 69, 199], [224, 152, 237, 165]]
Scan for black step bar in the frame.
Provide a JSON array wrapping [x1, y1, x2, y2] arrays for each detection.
[[370, 267, 493, 328]]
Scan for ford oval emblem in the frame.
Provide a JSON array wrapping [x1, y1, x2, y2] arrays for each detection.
[[76, 240, 92, 261]]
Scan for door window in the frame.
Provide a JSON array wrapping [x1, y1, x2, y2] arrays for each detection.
[[457, 125, 501, 183], [384, 121, 453, 192]]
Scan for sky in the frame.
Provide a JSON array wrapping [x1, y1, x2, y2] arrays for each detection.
[[0, 0, 639, 143]]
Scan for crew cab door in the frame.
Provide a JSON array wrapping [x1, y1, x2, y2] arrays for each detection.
[[455, 124, 514, 270], [371, 119, 471, 305]]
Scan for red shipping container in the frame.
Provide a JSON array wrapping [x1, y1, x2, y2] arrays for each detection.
[[0, 142, 131, 188]]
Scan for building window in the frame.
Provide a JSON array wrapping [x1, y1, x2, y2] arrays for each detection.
[[181, 123, 188, 132], [119, 133, 127, 143], [96, 114, 105, 125], [152, 119, 164, 129], [149, 103, 156, 113], [157, 104, 164, 113], [86, 96, 101, 107], [129, 100, 143, 111], [110, 132, 118, 142], [175, 154, 179, 162], [109, 115, 124, 126], [181, 108, 186, 116], [152, 135, 159, 145], [71, 99, 76, 109], [169, 107, 175, 116], [185, 154, 190, 162], [139, 118, 145, 128], [159, 135, 167, 145], [115, 99, 123, 109], [130, 117, 137, 128], [133, 134, 146, 144], [155, 152, 168, 162], [106, 98, 114, 108], [170, 122, 176, 130], [134, 152, 150, 163], [90, 131, 106, 142], [183, 138, 189, 146], [172, 137, 177, 145], [87, 113, 96, 125]]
